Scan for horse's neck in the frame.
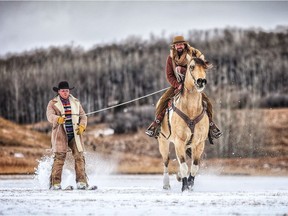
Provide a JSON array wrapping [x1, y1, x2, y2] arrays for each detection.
[[178, 89, 203, 117]]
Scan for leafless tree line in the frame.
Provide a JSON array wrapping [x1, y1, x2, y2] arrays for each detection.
[[0, 28, 286, 123]]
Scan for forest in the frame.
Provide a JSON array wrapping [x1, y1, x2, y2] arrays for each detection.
[[0, 27, 287, 158]]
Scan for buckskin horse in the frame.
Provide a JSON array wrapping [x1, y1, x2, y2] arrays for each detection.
[[157, 56, 212, 192]]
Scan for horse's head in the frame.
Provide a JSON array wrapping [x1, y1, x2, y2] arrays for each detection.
[[185, 55, 213, 92]]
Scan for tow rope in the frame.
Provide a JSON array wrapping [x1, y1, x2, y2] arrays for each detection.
[[80, 87, 170, 116]]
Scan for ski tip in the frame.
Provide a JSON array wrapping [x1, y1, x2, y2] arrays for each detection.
[[88, 185, 98, 190], [63, 185, 74, 190]]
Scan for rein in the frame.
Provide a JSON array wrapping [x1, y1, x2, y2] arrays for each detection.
[[183, 85, 195, 94], [189, 68, 197, 83]]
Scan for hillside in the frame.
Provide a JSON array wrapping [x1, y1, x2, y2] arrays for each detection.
[[0, 117, 50, 173], [0, 108, 287, 175]]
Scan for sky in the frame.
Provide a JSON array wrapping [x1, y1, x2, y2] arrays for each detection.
[[0, 1, 287, 56]]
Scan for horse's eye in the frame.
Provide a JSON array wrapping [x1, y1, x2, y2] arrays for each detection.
[[190, 65, 194, 71]]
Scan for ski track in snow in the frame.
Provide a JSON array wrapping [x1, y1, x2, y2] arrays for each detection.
[[0, 174, 288, 215]]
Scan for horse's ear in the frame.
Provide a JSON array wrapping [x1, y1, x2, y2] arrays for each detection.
[[205, 61, 213, 69], [186, 54, 192, 62]]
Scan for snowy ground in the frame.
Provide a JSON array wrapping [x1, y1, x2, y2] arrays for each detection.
[[0, 174, 288, 215]]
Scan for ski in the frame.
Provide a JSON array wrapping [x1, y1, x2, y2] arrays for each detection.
[[62, 185, 97, 190]]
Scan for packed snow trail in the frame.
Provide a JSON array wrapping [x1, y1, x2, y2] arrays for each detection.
[[0, 175, 287, 215]]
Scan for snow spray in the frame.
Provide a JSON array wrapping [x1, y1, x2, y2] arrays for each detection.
[[34, 155, 53, 189], [34, 151, 118, 189]]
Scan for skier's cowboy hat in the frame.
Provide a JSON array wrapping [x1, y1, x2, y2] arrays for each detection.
[[53, 81, 74, 92]]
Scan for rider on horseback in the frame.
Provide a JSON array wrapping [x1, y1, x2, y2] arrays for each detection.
[[145, 36, 222, 144]]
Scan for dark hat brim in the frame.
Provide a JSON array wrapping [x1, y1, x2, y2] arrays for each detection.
[[53, 87, 75, 92], [172, 40, 187, 45]]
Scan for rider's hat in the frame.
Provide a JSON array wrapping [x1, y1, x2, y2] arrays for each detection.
[[172, 36, 186, 44]]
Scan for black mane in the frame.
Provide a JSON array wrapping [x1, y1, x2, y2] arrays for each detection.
[[193, 58, 212, 69]]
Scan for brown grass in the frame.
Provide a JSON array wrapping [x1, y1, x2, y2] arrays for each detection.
[[0, 108, 287, 175], [0, 117, 51, 174]]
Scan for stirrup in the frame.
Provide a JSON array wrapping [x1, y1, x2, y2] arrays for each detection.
[[145, 130, 154, 137], [145, 120, 160, 138], [209, 122, 223, 139], [145, 127, 160, 138]]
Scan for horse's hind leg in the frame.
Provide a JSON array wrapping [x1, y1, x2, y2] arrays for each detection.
[[189, 142, 205, 189], [158, 137, 170, 190]]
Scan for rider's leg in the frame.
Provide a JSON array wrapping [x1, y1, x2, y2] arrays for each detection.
[[202, 93, 223, 142], [146, 87, 175, 137]]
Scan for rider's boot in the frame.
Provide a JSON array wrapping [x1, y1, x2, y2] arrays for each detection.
[[145, 110, 166, 138], [208, 120, 223, 144]]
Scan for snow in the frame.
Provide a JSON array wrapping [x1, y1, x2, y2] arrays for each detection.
[[0, 155, 287, 215], [0, 174, 287, 215]]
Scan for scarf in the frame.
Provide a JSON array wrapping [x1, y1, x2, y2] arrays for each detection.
[[172, 48, 189, 67], [170, 44, 193, 82], [170, 43, 195, 66], [60, 97, 74, 141]]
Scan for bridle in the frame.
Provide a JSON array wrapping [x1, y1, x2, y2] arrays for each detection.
[[183, 62, 206, 93]]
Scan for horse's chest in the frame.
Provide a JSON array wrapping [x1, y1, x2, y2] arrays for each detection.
[[194, 118, 209, 137], [171, 112, 209, 141]]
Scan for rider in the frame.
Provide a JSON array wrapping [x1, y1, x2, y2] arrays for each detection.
[[145, 36, 222, 143]]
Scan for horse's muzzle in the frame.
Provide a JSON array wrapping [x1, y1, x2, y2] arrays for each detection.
[[196, 78, 207, 89]]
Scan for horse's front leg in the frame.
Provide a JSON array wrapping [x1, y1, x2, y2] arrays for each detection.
[[188, 142, 205, 190], [175, 141, 189, 192], [158, 137, 170, 190]]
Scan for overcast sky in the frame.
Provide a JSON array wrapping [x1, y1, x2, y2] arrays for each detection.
[[0, 1, 287, 56]]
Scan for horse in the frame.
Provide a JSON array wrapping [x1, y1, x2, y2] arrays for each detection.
[[157, 56, 211, 192]]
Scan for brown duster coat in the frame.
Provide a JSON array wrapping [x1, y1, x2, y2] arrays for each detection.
[[46, 95, 87, 153]]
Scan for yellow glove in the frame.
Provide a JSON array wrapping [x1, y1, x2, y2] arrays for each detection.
[[76, 124, 86, 135], [57, 116, 66, 124]]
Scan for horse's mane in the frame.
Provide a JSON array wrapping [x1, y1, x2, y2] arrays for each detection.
[[193, 58, 213, 69]]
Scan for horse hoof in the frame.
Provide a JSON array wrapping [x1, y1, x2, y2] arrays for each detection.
[[188, 174, 195, 189], [163, 185, 171, 190], [182, 185, 189, 192], [181, 177, 189, 192]]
